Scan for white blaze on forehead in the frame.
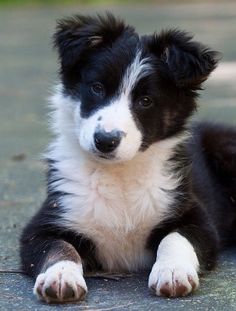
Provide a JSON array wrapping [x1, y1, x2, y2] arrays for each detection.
[[121, 50, 152, 95]]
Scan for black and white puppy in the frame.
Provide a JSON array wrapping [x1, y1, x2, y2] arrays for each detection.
[[20, 13, 236, 303]]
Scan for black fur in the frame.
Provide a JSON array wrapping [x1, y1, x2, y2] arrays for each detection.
[[54, 13, 138, 100], [147, 121, 236, 272], [20, 172, 101, 276], [54, 14, 219, 148], [20, 13, 236, 299]]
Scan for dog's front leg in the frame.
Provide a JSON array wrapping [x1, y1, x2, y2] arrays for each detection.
[[148, 232, 199, 297], [32, 239, 87, 303]]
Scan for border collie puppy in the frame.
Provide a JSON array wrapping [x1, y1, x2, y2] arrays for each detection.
[[20, 13, 236, 303]]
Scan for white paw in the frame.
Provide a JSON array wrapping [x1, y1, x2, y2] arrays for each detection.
[[148, 262, 199, 298], [33, 261, 87, 303]]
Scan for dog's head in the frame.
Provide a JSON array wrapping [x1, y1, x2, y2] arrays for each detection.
[[53, 13, 219, 162]]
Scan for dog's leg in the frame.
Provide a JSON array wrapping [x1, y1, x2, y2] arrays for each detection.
[[27, 238, 87, 303], [147, 194, 219, 298], [20, 193, 102, 303], [148, 232, 199, 297]]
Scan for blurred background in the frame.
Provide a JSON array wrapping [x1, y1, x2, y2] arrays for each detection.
[[0, 2, 236, 308], [0, 0, 236, 270]]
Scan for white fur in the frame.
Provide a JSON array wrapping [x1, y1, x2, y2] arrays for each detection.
[[77, 52, 152, 162], [34, 261, 87, 302], [121, 51, 152, 94], [46, 50, 187, 272], [50, 51, 153, 163], [76, 92, 142, 162], [46, 85, 187, 272], [148, 232, 199, 297]]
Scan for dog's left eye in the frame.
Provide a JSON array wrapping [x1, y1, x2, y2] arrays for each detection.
[[138, 96, 153, 108], [90, 82, 105, 97]]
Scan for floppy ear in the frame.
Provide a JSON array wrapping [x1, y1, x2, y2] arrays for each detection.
[[53, 13, 135, 70], [145, 29, 220, 89]]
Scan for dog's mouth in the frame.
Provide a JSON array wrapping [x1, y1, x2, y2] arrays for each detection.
[[97, 153, 115, 160], [91, 148, 117, 162]]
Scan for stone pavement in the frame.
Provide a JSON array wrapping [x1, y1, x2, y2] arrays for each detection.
[[0, 3, 236, 310]]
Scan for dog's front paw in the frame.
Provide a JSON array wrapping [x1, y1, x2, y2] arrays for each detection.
[[148, 262, 199, 298], [33, 261, 87, 303]]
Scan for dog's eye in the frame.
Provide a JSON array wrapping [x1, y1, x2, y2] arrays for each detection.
[[91, 82, 104, 97], [138, 96, 153, 108]]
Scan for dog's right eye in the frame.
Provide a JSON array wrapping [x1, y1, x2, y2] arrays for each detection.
[[90, 82, 105, 97], [138, 96, 153, 109]]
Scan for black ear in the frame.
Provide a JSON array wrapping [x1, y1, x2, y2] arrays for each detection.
[[53, 12, 135, 69], [145, 29, 220, 89]]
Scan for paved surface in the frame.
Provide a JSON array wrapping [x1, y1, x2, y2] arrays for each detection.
[[0, 3, 236, 310], [1, 253, 236, 311]]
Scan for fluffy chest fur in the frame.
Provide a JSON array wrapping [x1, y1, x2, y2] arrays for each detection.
[[49, 135, 182, 271]]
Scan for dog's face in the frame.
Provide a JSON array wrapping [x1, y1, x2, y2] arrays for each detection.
[[54, 14, 218, 162]]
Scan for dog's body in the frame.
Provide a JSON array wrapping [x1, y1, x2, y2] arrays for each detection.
[[20, 14, 236, 303]]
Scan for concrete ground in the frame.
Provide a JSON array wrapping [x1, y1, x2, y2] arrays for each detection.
[[0, 2, 236, 310]]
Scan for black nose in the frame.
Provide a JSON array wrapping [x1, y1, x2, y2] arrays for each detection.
[[94, 130, 122, 153]]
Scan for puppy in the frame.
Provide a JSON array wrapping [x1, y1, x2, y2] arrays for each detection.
[[20, 13, 236, 303]]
